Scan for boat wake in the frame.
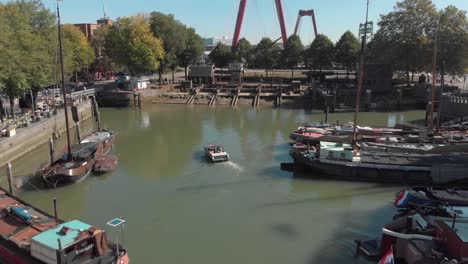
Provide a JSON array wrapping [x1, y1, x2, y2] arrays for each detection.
[[223, 161, 244, 172]]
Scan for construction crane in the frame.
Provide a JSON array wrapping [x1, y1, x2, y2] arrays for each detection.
[[293, 9, 318, 38], [232, 0, 288, 48]]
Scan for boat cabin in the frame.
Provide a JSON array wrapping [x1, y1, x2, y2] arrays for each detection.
[[31, 220, 109, 264], [318, 141, 360, 162]]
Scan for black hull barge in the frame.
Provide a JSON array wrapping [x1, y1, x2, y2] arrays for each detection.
[[290, 142, 468, 186]]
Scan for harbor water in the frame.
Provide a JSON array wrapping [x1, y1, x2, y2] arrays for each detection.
[[9, 105, 425, 263]]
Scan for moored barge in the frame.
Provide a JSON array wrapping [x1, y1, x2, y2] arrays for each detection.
[[0, 188, 129, 263]]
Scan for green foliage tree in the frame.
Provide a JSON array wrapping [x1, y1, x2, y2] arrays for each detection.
[[105, 15, 165, 76], [306, 34, 335, 71], [92, 24, 119, 78], [436, 5, 468, 85], [254, 37, 281, 77], [150, 12, 188, 83], [281, 35, 304, 78], [62, 24, 95, 83], [176, 28, 203, 80], [209, 42, 232, 70], [232, 38, 253, 65], [0, 0, 56, 118], [335, 31, 360, 78], [369, 0, 437, 85]]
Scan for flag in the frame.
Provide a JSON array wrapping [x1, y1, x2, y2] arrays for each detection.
[[378, 246, 394, 264], [395, 188, 409, 208]]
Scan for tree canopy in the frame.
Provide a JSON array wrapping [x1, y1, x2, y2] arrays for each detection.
[[232, 38, 253, 65], [62, 24, 95, 80], [105, 15, 165, 75], [335, 31, 360, 76], [177, 27, 203, 79], [306, 34, 335, 71], [0, 0, 57, 118], [281, 35, 304, 69], [254, 37, 281, 77], [209, 43, 232, 69]]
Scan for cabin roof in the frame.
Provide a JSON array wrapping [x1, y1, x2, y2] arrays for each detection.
[[81, 131, 111, 143], [32, 220, 92, 250]]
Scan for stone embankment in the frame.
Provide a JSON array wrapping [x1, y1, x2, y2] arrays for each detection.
[[0, 100, 93, 167]]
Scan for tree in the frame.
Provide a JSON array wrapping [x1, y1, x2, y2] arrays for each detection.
[[105, 15, 164, 75], [92, 24, 118, 79], [209, 42, 232, 70], [436, 5, 468, 86], [177, 27, 203, 80], [150, 12, 188, 83], [335, 31, 360, 78], [370, 0, 437, 85], [0, 0, 56, 118], [232, 38, 252, 65], [62, 24, 95, 83], [281, 35, 304, 78], [306, 34, 335, 71], [254, 37, 281, 77]]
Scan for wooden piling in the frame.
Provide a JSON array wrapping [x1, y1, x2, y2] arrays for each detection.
[[53, 198, 58, 224], [76, 122, 81, 143], [138, 92, 142, 109], [6, 162, 14, 196], [96, 111, 101, 132], [49, 137, 54, 165]]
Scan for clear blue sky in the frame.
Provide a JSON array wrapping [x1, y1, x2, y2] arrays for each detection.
[[6, 0, 468, 44]]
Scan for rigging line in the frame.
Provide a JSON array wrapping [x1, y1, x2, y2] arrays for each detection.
[[223, 0, 239, 38], [252, 0, 267, 43]]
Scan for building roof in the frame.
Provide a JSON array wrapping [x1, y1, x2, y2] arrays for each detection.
[[32, 220, 92, 250]]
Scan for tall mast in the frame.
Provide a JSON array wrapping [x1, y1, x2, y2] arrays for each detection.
[[428, 19, 439, 130], [352, 0, 370, 147], [57, 1, 72, 159]]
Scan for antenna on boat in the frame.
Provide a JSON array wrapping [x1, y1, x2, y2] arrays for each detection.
[[352, 0, 370, 147], [452, 213, 457, 230], [57, 0, 72, 160], [107, 218, 126, 258]]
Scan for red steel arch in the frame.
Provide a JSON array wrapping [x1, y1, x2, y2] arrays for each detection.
[[232, 0, 288, 48], [293, 9, 318, 38]]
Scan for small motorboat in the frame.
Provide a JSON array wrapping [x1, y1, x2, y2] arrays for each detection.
[[204, 145, 229, 163], [394, 188, 468, 208]]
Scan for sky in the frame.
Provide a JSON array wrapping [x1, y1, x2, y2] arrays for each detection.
[[4, 0, 468, 44]]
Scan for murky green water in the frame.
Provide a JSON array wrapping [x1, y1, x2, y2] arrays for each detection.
[[6, 105, 425, 263]]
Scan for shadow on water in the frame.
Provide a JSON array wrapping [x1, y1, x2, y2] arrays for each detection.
[[262, 166, 292, 180], [271, 223, 299, 239], [258, 185, 394, 209], [176, 178, 269, 192], [305, 205, 395, 264], [193, 150, 211, 164]]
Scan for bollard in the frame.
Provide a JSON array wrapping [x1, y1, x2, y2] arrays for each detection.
[[76, 122, 81, 143], [6, 162, 14, 196], [49, 138, 54, 165]]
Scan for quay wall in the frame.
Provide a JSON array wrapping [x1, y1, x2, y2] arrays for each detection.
[[0, 100, 93, 167]]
